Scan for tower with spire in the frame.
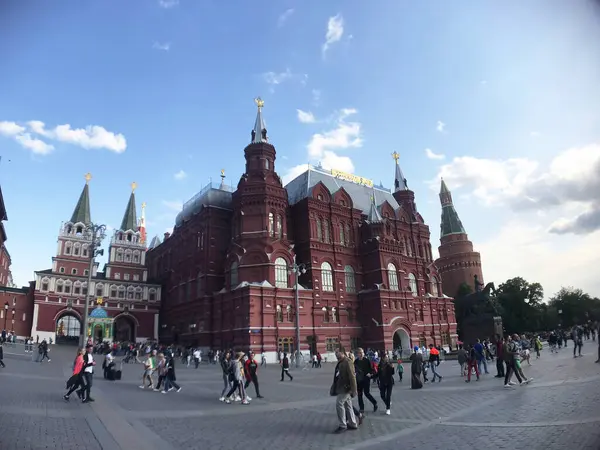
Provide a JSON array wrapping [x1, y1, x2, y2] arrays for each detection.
[[138, 202, 147, 247], [435, 179, 484, 298]]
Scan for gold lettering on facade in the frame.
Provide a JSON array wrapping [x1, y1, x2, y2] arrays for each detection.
[[331, 169, 374, 188]]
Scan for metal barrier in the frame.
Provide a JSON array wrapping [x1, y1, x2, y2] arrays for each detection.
[[2, 342, 36, 359]]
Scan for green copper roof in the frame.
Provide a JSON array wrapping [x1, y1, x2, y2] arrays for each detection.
[[70, 183, 91, 225], [440, 204, 466, 236], [440, 178, 450, 194], [120, 192, 138, 231]]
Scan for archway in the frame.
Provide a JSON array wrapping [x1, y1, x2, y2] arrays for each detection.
[[393, 328, 411, 358], [113, 315, 136, 342], [55, 313, 82, 345], [93, 324, 103, 342]]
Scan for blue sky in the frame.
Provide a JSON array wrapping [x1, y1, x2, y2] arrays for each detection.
[[1, 0, 599, 299]]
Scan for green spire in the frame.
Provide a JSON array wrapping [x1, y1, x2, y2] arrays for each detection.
[[439, 179, 466, 237], [120, 182, 138, 231], [70, 174, 92, 224]]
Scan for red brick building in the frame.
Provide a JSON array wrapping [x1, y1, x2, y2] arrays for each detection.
[[30, 176, 162, 344], [147, 101, 458, 360], [435, 179, 484, 298]]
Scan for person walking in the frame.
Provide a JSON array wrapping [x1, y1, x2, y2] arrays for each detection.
[[78, 344, 96, 403], [409, 347, 423, 389], [457, 344, 468, 376], [473, 339, 489, 375], [0, 340, 5, 368], [354, 348, 378, 415], [494, 335, 505, 378], [219, 351, 233, 401], [280, 352, 293, 381], [64, 349, 85, 401], [331, 348, 358, 433], [244, 352, 263, 398], [377, 354, 395, 415], [163, 352, 182, 393], [428, 344, 443, 382], [465, 344, 480, 383]]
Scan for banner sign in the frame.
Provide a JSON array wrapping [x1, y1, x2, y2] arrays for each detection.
[[331, 169, 373, 188]]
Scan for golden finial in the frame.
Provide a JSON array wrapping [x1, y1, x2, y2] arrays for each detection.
[[254, 97, 264, 109], [141, 202, 147, 209], [85, 173, 92, 184], [220, 169, 225, 178], [391, 151, 400, 162], [131, 181, 137, 193], [96, 297, 103, 305]]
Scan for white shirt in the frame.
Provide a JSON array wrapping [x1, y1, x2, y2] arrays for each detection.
[[84, 353, 95, 374]]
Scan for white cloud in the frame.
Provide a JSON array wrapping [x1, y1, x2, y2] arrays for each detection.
[[277, 8, 294, 27], [425, 148, 445, 160], [0, 121, 25, 136], [262, 69, 293, 85], [282, 163, 310, 186], [152, 41, 171, 51], [15, 133, 54, 155], [162, 200, 183, 212], [158, 0, 178, 8], [436, 121, 446, 133], [322, 14, 344, 56], [478, 221, 600, 299], [296, 109, 316, 124], [434, 143, 600, 233], [174, 170, 187, 180], [27, 121, 127, 153]]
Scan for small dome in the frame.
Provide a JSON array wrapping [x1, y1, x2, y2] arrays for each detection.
[[89, 307, 108, 319]]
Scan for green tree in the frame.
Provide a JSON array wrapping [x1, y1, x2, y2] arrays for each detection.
[[495, 277, 544, 333], [548, 287, 600, 328]]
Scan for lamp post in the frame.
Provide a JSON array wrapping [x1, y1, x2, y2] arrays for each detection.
[[79, 223, 107, 347], [11, 308, 15, 332], [289, 256, 309, 368], [3, 302, 7, 331]]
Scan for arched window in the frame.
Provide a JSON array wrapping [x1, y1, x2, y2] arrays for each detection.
[[339, 223, 345, 246], [135, 287, 143, 300], [345, 224, 351, 246], [41, 278, 49, 291], [286, 305, 292, 322], [268, 212, 274, 237], [344, 265, 356, 293], [407, 238, 413, 256], [127, 286, 134, 299], [149, 289, 156, 301], [82, 245, 88, 257], [276, 305, 283, 322], [408, 273, 418, 296], [323, 220, 330, 243], [430, 276, 439, 297], [116, 249, 123, 262], [276, 214, 283, 239], [96, 283, 104, 297], [320, 262, 334, 291], [133, 251, 140, 263], [230, 262, 238, 288], [124, 250, 132, 263], [274, 258, 288, 288], [316, 218, 322, 241], [387, 263, 399, 290], [74, 281, 82, 295], [64, 280, 72, 294], [64, 242, 72, 255], [110, 286, 117, 298], [118, 286, 126, 299], [73, 243, 81, 256], [56, 280, 64, 293]]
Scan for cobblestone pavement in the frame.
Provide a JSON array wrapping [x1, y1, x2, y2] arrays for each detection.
[[1, 341, 599, 450]]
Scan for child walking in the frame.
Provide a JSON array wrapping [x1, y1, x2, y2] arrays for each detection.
[[396, 358, 403, 382]]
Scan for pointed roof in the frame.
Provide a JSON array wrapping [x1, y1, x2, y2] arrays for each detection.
[[70, 173, 92, 224], [439, 180, 466, 237], [148, 235, 162, 249], [120, 182, 138, 232], [367, 193, 383, 223], [251, 97, 268, 143], [392, 152, 408, 192]]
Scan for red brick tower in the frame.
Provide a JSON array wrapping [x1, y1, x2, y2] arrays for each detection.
[[435, 179, 484, 298]]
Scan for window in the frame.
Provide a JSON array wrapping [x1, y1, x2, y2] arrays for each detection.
[[419, 335, 426, 347], [71, 269, 77, 275], [441, 331, 451, 345], [73, 245, 80, 256], [320, 262, 334, 291], [430, 276, 439, 297], [22, 313, 26, 322], [124, 274, 130, 281], [265, 158, 270, 170], [276, 305, 283, 322], [339, 223, 345, 246], [82, 285, 87, 296], [344, 266, 356, 293], [276, 214, 283, 239], [316, 218, 322, 241], [286, 305, 293, 322], [326, 337, 340, 352], [268, 213, 274, 237], [331, 307, 338, 323], [64, 283, 72, 294], [82, 246, 88, 257], [133, 252, 140, 263], [74, 285, 81, 295], [115, 273, 120, 280], [419, 309, 424, 321], [408, 273, 418, 296], [277, 337, 293, 354], [322, 307, 329, 322], [118, 287, 125, 299], [274, 258, 288, 288], [125, 251, 131, 263], [116, 250, 123, 262], [149, 289, 156, 301], [110, 286, 117, 298], [346, 224, 351, 246], [56, 280, 64, 293], [84, 269, 89, 276], [135, 288, 142, 300], [323, 220, 330, 243], [133, 274, 139, 281], [387, 263, 399, 290], [65, 243, 72, 255], [96, 284, 103, 297], [230, 262, 238, 288], [59, 267, 65, 273]]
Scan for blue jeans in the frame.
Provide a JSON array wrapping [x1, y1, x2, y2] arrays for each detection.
[[163, 375, 180, 392], [477, 358, 489, 374]]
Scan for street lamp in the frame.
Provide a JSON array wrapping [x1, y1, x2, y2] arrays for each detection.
[[289, 256, 309, 368], [3, 302, 7, 331], [79, 223, 107, 347], [11, 308, 15, 332]]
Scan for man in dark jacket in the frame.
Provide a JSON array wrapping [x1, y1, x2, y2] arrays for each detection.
[[354, 348, 378, 414], [244, 352, 263, 398], [494, 335, 505, 378]]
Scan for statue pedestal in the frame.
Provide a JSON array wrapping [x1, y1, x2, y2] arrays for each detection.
[[461, 314, 503, 345]]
